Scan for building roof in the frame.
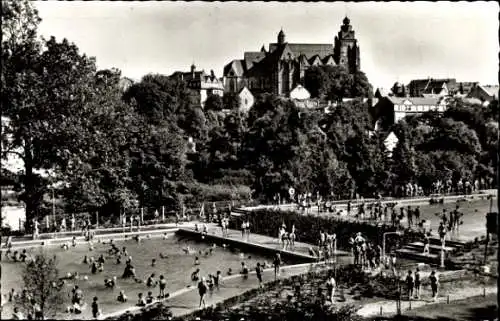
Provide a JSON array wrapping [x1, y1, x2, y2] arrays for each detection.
[[268, 43, 333, 59], [244, 51, 266, 69], [481, 85, 499, 99], [387, 97, 441, 106], [309, 54, 323, 66], [322, 55, 336, 65], [375, 87, 391, 97], [223, 60, 246, 77]]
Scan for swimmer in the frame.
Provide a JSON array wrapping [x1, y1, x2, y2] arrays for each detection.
[[146, 273, 157, 287], [227, 268, 232, 276], [240, 262, 249, 279], [194, 256, 200, 265], [146, 291, 154, 304], [117, 290, 127, 303], [191, 269, 200, 282], [162, 233, 169, 240], [159, 253, 168, 259], [151, 259, 156, 267], [83, 255, 89, 264], [116, 255, 122, 265]]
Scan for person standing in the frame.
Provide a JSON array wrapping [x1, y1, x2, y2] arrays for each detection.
[[273, 253, 281, 279], [414, 206, 420, 225], [347, 201, 351, 215], [91, 296, 100, 319], [241, 220, 246, 239], [423, 233, 431, 255], [414, 268, 421, 299], [429, 270, 439, 301], [255, 263, 263, 288], [405, 270, 414, 300], [158, 275, 167, 299], [326, 272, 336, 303], [245, 219, 251, 242], [407, 205, 413, 227], [198, 277, 207, 308]]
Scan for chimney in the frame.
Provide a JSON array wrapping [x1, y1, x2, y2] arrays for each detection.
[[210, 70, 215, 79]]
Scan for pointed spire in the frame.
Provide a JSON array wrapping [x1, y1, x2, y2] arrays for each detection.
[[261, 44, 266, 53]]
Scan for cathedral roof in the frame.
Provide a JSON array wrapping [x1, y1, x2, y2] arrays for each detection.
[[387, 96, 441, 106], [309, 55, 323, 66], [244, 51, 266, 70], [223, 60, 246, 77], [268, 43, 333, 59]]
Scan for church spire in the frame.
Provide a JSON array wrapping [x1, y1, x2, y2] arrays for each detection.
[[278, 28, 286, 45]]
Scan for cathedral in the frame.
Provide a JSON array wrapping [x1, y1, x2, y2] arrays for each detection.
[[223, 17, 361, 97]]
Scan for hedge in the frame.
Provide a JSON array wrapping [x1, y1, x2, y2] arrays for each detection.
[[230, 208, 425, 252]]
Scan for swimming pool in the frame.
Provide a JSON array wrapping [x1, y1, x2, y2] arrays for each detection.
[[1, 233, 273, 319]]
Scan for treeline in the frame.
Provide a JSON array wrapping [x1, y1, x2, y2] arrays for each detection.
[[2, 1, 498, 230]]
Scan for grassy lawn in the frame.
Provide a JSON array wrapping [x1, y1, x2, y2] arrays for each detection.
[[403, 293, 498, 320]]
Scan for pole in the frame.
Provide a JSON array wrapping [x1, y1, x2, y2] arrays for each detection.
[[440, 238, 446, 269], [96, 211, 99, 229], [483, 231, 489, 266], [383, 233, 386, 261], [52, 188, 56, 224], [162, 206, 165, 222], [140, 207, 144, 225]]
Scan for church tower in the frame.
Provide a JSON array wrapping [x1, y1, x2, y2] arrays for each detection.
[[278, 29, 286, 45], [333, 17, 360, 73]]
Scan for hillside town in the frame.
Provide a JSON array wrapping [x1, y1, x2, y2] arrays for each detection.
[[1, 2, 498, 321]]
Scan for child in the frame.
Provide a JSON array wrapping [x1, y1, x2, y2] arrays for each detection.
[[213, 271, 222, 290], [406, 270, 414, 299], [72, 236, 77, 247], [273, 253, 281, 279], [429, 270, 439, 301], [146, 291, 154, 304], [240, 262, 249, 279], [198, 278, 207, 308], [191, 268, 200, 282], [414, 268, 421, 299], [158, 275, 167, 299], [91, 296, 100, 319], [146, 273, 157, 287], [117, 290, 127, 303], [136, 293, 146, 307], [256, 263, 263, 288]]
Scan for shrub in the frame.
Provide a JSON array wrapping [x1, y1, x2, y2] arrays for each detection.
[[233, 209, 424, 250]]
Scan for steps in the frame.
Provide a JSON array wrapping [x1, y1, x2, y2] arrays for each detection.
[[396, 237, 467, 266]]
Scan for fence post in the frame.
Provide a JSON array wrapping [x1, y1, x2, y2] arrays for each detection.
[[447, 295, 449, 304], [140, 207, 144, 225], [380, 306, 383, 315], [161, 206, 165, 222]]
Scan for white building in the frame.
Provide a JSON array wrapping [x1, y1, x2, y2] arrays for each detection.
[[237, 87, 255, 112]]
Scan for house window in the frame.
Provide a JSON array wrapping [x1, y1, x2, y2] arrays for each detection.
[[244, 98, 248, 105]]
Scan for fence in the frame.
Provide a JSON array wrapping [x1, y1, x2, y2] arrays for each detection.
[[14, 199, 255, 235]]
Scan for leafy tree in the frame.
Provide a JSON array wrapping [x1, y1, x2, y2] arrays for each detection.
[[223, 92, 241, 110], [1, 1, 104, 229], [204, 94, 223, 111], [304, 66, 372, 102], [17, 252, 64, 319]]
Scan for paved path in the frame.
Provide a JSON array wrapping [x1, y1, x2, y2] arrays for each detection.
[[188, 227, 351, 262], [356, 285, 497, 317]]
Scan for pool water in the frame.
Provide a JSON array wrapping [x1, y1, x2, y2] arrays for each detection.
[[1, 233, 271, 319]]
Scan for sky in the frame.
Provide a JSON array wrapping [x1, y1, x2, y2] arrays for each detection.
[[34, 1, 499, 90]]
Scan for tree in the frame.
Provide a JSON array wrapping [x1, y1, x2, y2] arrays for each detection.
[[2, 1, 104, 230], [223, 92, 241, 110], [204, 94, 223, 111], [17, 252, 64, 319], [304, 65, 372, 102]]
